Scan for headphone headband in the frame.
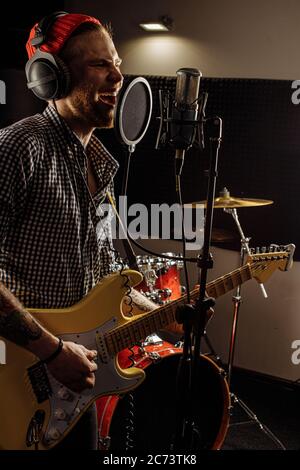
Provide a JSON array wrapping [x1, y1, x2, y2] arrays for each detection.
[[30, 11, 68, 48]]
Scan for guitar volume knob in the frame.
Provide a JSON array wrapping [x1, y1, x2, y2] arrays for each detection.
[[54, 408, 68, 420], [57, 388, 74, 401], [46, 427, 61, 441]]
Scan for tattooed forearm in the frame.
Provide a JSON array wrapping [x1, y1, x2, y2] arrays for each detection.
[[0, 283, 42, 346], [124, 289, 157, 313]]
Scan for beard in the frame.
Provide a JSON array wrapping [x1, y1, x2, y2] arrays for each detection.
[[69, 83, 114, 129]]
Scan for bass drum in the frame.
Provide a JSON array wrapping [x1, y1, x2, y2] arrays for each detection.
[[97, 342, 230, 451]]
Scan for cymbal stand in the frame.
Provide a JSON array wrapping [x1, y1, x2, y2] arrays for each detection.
[[223, 207, 286, 450]]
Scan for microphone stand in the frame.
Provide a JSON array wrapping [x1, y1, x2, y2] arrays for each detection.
[[120, 144, 139, 271], [173, 117, 223, 451]]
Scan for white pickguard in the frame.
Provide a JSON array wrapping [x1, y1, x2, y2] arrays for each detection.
[[43, 317, 143, 446]]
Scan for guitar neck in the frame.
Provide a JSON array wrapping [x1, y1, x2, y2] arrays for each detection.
[[104, 263, 252, 356]]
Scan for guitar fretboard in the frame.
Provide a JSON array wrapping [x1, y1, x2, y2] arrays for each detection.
[[104, 263, 253, 356]]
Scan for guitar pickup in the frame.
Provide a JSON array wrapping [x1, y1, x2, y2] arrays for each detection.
[[28, 362, 52, 403], [95, 333, 110, 364]]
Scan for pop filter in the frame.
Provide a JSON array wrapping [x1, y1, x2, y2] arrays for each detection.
[[114, 76, 153, 151]]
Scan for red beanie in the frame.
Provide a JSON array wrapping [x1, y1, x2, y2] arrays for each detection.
[[26, 13, 101, 59]]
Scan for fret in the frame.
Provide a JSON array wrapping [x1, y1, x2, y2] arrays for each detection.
[[159, 307, 169, 327], [223, 274, 234, 291], [235, 268, 243, 285], [152, 312, 161, 331], [206, 282, 217, 298], [115, 327, 126, 351], [240, 264, 251, 283], [104, 334, 114, 356], [166, 304, 176, 324], [139, 319, 148, 339], [127, 322, 136, 345], [131, 322, 143, 344], [214, 278, 226, 297], [146, 314, 156, 335], [109, 330, 119, 355]]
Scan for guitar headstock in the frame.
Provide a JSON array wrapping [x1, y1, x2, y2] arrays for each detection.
[[246, 243, 296, 283]]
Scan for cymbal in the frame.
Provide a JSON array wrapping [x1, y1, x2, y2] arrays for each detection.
[[185, 188, 274, 209]]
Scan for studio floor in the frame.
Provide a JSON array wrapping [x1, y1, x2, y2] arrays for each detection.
[[222, 370, 300, 450]]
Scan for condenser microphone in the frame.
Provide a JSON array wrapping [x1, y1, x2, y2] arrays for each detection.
[[171, 68, 202, 176]]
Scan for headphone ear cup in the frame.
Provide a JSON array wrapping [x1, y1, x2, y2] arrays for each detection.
[[54, 55, 71, 99], [25, 51, 71, 101]]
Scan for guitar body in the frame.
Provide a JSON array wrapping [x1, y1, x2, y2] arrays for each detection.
[[0, 270, 145, 450]]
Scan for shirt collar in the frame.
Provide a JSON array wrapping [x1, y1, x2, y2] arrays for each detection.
[[42, 105, 119, 194]]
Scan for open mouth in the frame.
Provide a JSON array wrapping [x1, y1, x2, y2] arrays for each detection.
[[98, 93, 118, 106]]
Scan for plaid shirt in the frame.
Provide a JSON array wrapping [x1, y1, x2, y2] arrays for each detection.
[[0, 105, 119, 309]]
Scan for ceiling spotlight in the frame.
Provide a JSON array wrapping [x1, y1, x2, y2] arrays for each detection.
[[139, 16, 174, 32]]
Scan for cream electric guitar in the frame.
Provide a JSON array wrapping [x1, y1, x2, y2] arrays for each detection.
[[0, 244, 295, 450]]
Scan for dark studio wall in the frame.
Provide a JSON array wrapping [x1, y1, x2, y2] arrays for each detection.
[[98, 76, 300, 259]]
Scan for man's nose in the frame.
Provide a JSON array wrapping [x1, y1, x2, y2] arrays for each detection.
[[109, 65, 123, 85]]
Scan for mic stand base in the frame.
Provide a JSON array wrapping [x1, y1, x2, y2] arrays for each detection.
[[229, 392, 286, 450], [201, 332, 287, 450]]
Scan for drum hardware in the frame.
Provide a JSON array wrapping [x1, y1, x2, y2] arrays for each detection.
[[202, 188, 286, 450], [136, 253, 186, 332], [147, 351, 163, 361], [141, 333, 163, 347]]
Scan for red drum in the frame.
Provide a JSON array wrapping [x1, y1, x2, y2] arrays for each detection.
[[155, 263, 182, 300], [135, 253, 184, 304], [96, 341, 230, 451]]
